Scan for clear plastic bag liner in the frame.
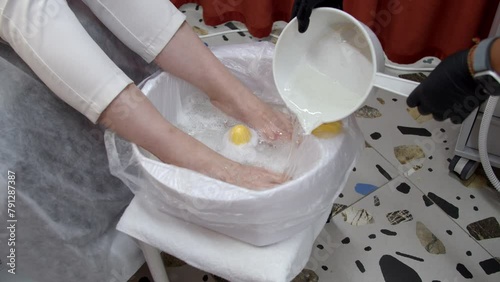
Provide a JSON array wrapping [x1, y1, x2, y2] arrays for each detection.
[[105, 42, 364, 246]]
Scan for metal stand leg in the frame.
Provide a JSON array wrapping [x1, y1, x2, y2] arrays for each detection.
[[137, 241, 170, 282]]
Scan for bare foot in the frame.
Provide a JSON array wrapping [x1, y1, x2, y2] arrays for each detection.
[[207, 160, 288, 190], [211, 88, 294, 141]]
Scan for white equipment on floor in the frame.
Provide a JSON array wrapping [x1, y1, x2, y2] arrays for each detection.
[[449, 9, 500, 191], [450, 97, 500, 189]]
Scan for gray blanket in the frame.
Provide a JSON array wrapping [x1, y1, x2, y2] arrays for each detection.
[[0, 1, 159, 281]]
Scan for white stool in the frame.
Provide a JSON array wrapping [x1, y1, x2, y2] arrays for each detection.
[[137, 240, 170, 282], [117, 197, 329, 282]]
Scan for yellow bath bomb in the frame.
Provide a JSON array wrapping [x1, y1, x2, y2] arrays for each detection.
[[312, 121, 343, 138], [229, 124, 253, 145]]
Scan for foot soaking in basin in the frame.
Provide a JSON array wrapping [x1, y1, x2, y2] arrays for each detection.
[[105, 42, 363, 246], [174, 84, 296, 174]]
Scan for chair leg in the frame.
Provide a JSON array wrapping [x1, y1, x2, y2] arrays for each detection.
[[137, 240, 170, 282]]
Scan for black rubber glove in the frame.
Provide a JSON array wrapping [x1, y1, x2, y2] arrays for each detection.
[[406, 49, 490, 124], [291, 0, 343, 33]]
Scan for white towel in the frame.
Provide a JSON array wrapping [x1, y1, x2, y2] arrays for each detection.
[[117, 197, 329, 282]]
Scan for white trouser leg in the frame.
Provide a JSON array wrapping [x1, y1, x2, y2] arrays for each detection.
[[81, 0, 186, 63], [0, 0, 5, 19], [0, 0, 185, 123], [0, 0, 133, 123]]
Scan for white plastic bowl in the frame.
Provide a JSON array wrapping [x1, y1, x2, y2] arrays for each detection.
[[274, 8, 419, 133]]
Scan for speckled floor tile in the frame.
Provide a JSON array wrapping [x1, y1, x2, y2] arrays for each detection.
[[181, 3, 283, 47], [407, 151, 500, 257], [355, 87, 462, 176], [333, 146, 399, 213], [356, 87, 500, 257], [310, 176, 500, 282]]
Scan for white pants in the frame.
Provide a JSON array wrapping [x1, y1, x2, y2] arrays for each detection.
[[0, 0, 185, 123]]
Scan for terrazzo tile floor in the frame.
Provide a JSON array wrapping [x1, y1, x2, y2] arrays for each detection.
[[129, 4, 500, 282]]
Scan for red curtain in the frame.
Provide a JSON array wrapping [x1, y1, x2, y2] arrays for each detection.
[[171, 0, 294, 38], [344, 0, 499, 63], [172, 0, 498, 63]]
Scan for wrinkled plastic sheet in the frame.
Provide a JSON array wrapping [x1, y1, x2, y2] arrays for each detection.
[[106, 42, 364, 246]]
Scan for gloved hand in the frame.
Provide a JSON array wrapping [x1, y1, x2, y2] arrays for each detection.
[[291, 0, 343, 33], [406, 49, 489, 124]]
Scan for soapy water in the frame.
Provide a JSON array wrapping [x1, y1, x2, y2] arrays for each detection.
[[281, 25, 373, 134], [175, 90, 297, 174]]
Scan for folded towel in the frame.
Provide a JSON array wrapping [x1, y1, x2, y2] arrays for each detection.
[[117, 197, 329, 282]]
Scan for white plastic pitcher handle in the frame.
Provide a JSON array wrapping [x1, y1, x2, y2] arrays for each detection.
[[373, 72, 419, 98]]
